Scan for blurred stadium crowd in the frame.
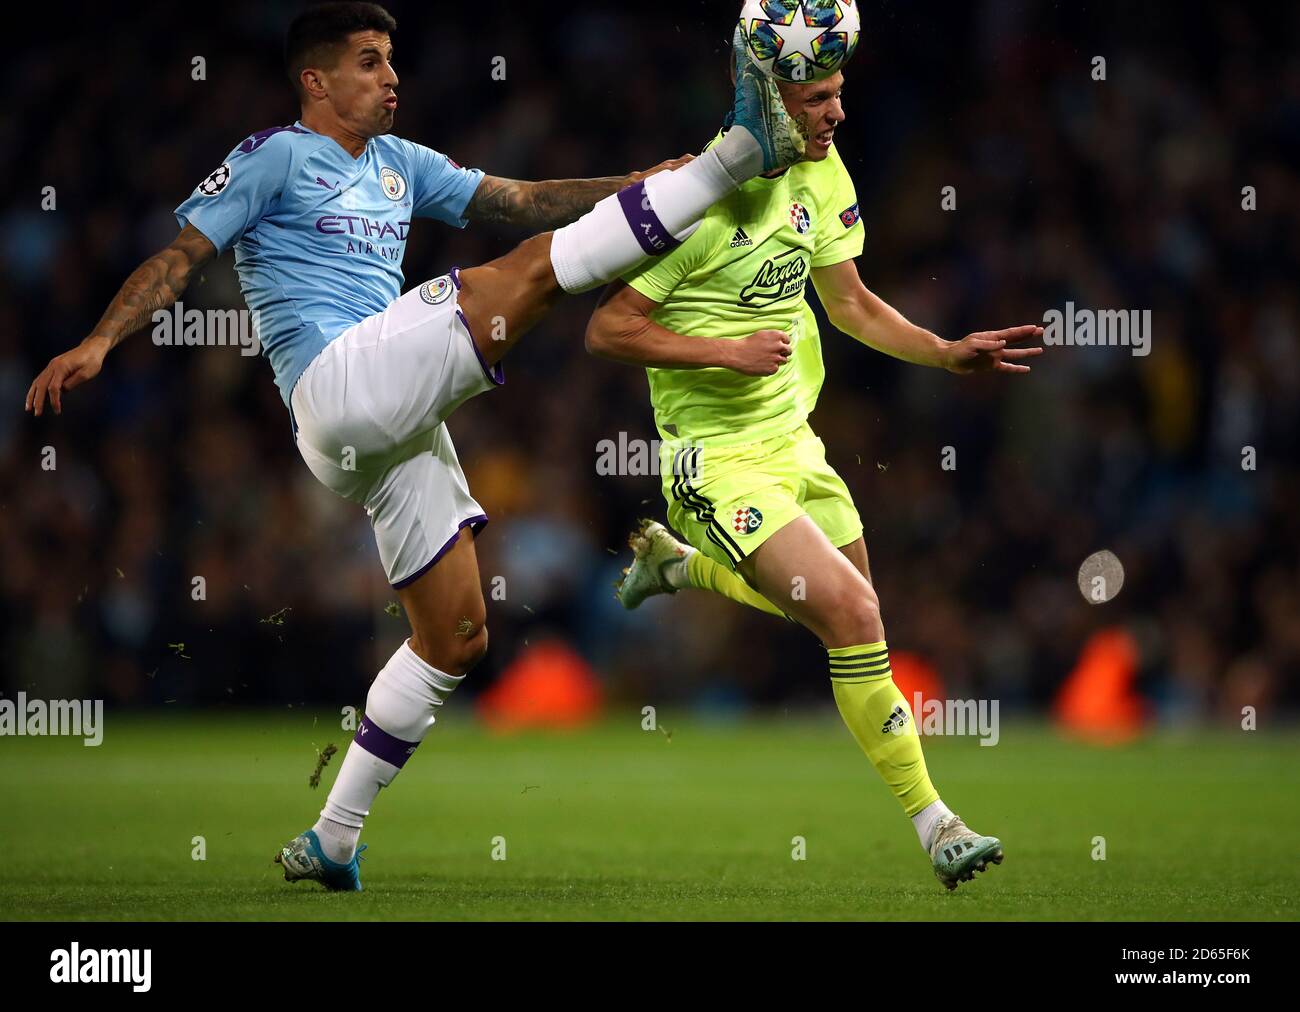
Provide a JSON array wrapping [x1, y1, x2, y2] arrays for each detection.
[[2, 1, 1296, 724]]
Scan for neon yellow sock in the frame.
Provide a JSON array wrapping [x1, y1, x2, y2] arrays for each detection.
[[686, 551, 787, 619], [828, 642, 939, 816]]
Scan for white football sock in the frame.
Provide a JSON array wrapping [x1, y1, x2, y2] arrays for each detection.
[[313, 639, 464, 863], [711, 125, 766, 185], [911, 798, 955, 852], [550, 146, 739, 294], [641, 148, 742, 234], [662, 546, 696, 590], [314, 814, 360, 862]]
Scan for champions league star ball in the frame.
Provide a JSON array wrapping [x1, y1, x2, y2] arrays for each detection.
[[739, 0, 861, 84]]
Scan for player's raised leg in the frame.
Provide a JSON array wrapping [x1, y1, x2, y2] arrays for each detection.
[[738, 516, 1004, 891], [455, 234, 564, 366], [437, 30, 808, 364], [548, 28, 805, 295]]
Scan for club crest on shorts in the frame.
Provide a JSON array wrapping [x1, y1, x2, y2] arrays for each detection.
[[419, 276, 454, 306], [380, 166, 407, 200], [197, 162, 231, 197], [789, 201, 811, 234], [733, 505, 764, 535]]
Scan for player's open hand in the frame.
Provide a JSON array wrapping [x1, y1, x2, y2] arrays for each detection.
[[25, 337, 110, 416], [728, 329, 791, 376], [626, 155, 696, 185], [943, 325, 1044, 375]]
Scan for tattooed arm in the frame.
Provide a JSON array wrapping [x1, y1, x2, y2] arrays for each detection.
[[464, 156, 694, 231], [26, 224, 216, 415]]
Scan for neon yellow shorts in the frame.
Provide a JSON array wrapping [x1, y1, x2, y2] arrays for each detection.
[[658, 421, 864, 570]]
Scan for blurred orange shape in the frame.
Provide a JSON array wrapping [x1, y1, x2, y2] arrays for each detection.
[[1053, 627, 1147, 745], [477, 638, 603, 733], [889, 650, 947, 715]]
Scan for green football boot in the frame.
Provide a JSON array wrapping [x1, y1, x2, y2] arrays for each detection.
[[930, 814, 1004, 891], [616, 519, 689, 610]]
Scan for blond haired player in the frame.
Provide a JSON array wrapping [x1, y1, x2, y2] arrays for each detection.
[[587, 67, 1043, 890]]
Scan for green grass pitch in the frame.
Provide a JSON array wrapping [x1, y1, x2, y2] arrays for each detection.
[[1, 712, 1296, 920]]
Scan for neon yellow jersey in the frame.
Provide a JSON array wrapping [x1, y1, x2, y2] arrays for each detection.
[[623, 139, 864, 447]]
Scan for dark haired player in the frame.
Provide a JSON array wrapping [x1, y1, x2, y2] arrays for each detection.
[[26, 3, 805, 890]]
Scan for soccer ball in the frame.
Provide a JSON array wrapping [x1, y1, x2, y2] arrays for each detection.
[[738, 0, 861, 84]]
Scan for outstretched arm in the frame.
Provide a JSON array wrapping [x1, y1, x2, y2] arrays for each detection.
[[811, 259, 1044, 374], [26, 224, 216, 415], [586, 280, 791, 376], [465, 156, 694, 231]]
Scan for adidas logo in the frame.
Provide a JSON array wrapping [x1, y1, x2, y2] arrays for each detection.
[[729, 227, 753, 248], [881, 705, 910, 736]]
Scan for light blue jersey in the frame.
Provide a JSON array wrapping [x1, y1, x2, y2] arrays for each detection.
[[174, 122, 484, 405]]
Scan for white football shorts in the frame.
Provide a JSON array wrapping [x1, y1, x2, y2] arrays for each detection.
[[289, 269, 503, 588]]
